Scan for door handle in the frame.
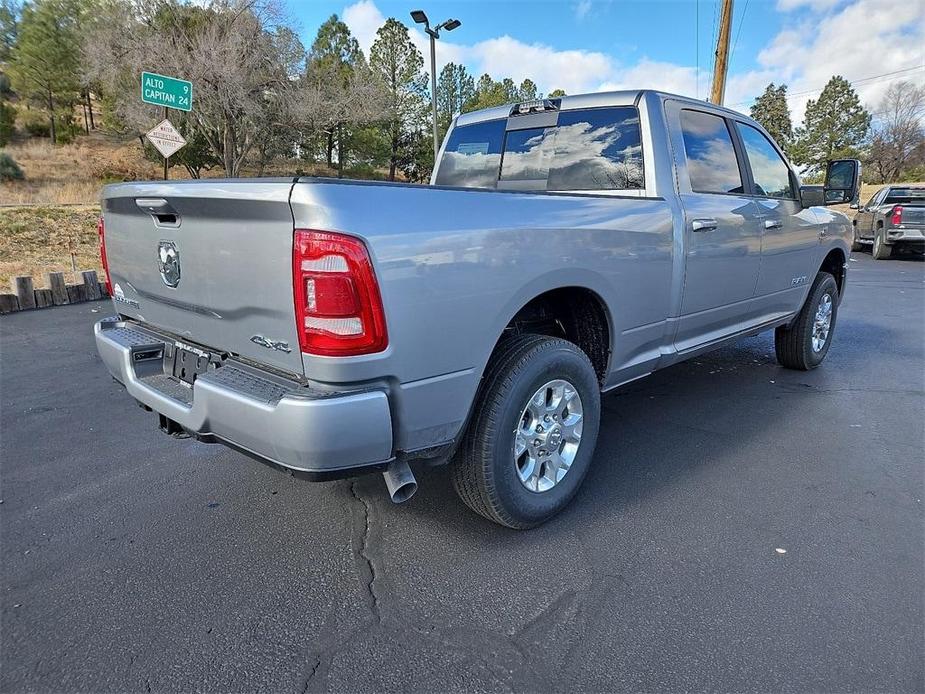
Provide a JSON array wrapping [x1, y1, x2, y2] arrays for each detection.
[[135, 198, 180, 227], [691, 218, 718, 232], [764, 219, 782, 229]]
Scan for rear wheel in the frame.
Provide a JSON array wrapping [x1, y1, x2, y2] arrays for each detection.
[[872, 229, 893, 260], [451, 334, 601, 529], [774, 272, 839, 370]]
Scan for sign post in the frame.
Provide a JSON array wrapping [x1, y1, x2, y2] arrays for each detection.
[[140, 72, 193, 180]]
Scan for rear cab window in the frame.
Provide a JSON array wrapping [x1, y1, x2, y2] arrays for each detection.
[[435, 106, 645, 193], [883, 188, 925, 205], [434, 119, 505, 188]]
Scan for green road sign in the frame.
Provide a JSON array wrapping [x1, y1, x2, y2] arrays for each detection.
[[141, 71, 192, 112]]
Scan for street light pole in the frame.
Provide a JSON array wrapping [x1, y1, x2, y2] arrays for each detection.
[[411, 11, 461, 162], [428, 30, 438, 161]]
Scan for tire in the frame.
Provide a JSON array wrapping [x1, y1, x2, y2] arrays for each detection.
[[774, 272, 839, 370], [451, 334, 601, 529], [850, 223, 863, 252], [872, 229, 893, 260]]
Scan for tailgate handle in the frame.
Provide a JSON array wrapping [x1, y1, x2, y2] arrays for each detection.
[[136, 198, 180, 227]]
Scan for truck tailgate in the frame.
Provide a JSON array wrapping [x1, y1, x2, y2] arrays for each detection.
[[101, 179, 303, 375], [898, 204, 925, 227]]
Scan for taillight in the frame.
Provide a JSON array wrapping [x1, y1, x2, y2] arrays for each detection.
[[891, 205, 903, 226], [98, 217, 113, 296], [292, 230, 388, 356]]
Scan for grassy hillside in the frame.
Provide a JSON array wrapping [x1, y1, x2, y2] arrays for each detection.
[[0, 206, 102, 286]]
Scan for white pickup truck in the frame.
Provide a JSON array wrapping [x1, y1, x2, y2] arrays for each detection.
[[94, 90, 859, 527]]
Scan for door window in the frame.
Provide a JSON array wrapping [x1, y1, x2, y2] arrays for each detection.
[[679, 110, 744, 194], [864, 189, 883, 208], [735, 123, 794, 199]]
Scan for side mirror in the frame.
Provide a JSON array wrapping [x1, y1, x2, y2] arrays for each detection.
[[823, 159, 861, 206]]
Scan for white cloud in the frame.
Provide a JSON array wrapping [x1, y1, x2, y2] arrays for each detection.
[[341, 0, 385, 57], [598, 59, 702, 98], [341, 0, 617, 94], [340, 0, 925, 126], [776, 0, 840, 11], [574, 0, 592, 20], [730, 0, 925, 122]]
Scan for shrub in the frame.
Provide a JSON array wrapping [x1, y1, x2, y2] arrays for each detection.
[[0, 102, 14, 146], [0, 152, 25, 181], [20, 110, 50, 138]]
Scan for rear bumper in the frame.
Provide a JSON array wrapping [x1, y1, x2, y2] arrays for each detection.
[[94, 317, 394, 477], [886, 227, 925, 244]]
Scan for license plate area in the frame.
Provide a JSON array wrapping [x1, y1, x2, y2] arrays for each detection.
[[170, 342, 214, 386]]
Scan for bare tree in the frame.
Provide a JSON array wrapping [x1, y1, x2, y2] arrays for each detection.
[[83, 0, 304, 177], [867, 81, 925, 183]]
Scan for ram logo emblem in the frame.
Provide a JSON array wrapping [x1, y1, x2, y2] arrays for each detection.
[[156, 241, 181, 288]]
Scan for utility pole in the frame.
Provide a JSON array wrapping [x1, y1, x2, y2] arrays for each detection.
[[710, 0, 734, 106]]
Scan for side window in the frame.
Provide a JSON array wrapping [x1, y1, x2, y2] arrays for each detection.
[[679, 110, 744, 194], [547, 107, 644, 190], [735, 123, 795, 199], [864, 189, 883, 208]]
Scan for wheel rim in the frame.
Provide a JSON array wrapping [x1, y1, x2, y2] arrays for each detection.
[[513, 379, 583, 493], [874, 234, 882, 255], [812, 293, 833, 352]]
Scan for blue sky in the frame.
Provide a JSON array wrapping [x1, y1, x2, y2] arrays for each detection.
[[289, 0, 925, 121]]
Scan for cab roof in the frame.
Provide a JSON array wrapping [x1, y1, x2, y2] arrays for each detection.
[[454, 89, 748, 127]]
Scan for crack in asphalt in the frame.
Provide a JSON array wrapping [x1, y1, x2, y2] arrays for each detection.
[[299, 657, 322, 694], [349, 480, 382, 624]]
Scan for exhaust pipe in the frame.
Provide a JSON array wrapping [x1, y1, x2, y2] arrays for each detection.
[[382, 460, 417, 503]]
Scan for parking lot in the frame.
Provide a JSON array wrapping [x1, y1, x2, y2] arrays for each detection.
[[1, 251, 922, 693]]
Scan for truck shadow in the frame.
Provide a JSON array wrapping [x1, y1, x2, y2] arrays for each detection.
[[396, 324, 899, 535]]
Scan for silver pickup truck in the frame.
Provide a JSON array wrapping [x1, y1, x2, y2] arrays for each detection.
[[851, 185, 925, 259], [94, 90, 859, 528]]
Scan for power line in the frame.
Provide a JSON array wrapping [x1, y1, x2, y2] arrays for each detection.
[[709, 0, 719, 90], [729, 0, 749, 65], [696, 0, 699, 99], [730, 65, 925, 108]]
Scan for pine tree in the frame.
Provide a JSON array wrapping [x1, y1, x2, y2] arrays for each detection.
[[750, 83, 792, 153], [307, 14, 364, 171], [464, 73, 519, 112], [791, 76, 871, 173], [369, 18, 428, 181], [0, 0, 17, 64], [518, 79, 537, 102], [7, 0, 83, 143], [436, 62, 474, 134]]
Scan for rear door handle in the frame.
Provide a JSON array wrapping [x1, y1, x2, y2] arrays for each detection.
[[691, 218, 718, 232], [764, 219, 782, 230]]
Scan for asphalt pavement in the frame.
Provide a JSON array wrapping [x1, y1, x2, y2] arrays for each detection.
[[1, 250, 923, 693]]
